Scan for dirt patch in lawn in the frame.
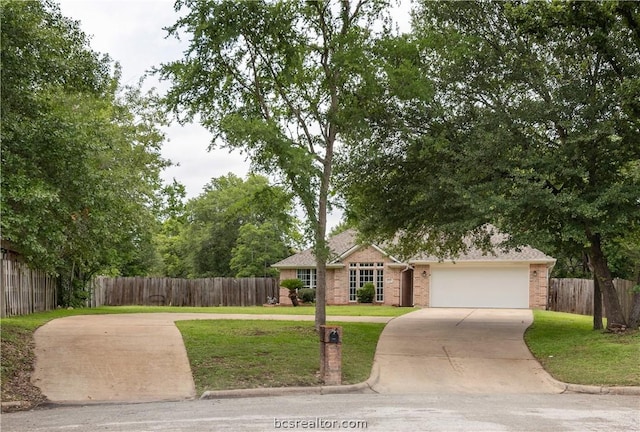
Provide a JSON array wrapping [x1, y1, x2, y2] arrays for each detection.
[[1, 326, 47, 412]]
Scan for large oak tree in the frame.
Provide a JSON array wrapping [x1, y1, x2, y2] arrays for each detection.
[[342, 1, 640, 329]]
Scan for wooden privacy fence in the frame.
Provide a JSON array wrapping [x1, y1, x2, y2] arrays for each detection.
[[92, 276, 279, 307], [548, 278, 636, 322], [1, 259, 57, 318]]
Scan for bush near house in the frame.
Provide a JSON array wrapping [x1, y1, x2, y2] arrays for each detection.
[[298, 288, 316, 303], [280, 278, 304, 306], [357, 283, 375, 303]]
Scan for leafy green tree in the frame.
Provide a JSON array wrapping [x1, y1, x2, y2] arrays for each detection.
[[230, 222, 291, 277], [151, 180, 190, 277], [1, 0, 168, 304], [328, 219, 356, 237], [343, 1, 640, 329], [182, 174, 298, 277], [158, 0, 391, 329]]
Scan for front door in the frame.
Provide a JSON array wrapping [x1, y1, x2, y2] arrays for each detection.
[[400, 269, 414, 307]]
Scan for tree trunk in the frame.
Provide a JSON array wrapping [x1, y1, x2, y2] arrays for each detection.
[[289, 291, 299, 307], [628, 272, 640, 330], [588, 233, 627, 329], [593, 271, 603, 330], [314, 148, 333, 332]]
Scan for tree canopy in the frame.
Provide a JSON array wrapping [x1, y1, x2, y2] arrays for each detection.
[[342, 0, 640, 329], [158, 0, 392, 329], [154, 174, 299, 278], [1, 0, 168, 304]]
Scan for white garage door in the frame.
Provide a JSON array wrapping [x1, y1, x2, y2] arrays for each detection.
[[430, 266, 529, 308]]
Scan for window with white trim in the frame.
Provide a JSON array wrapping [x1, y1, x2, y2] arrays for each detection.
[[349, 262, 384, 302], [296, 269, 316, 289]]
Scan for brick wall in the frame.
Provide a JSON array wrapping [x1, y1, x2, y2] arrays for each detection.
[[529, 263, 549, 309], [384, 267, 401, 306], [412, 264, 431, 307], [330, 266, 348, 304]]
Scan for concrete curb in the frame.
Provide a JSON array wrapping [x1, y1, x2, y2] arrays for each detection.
[[200, 382, 373, 400], [543, 374, 640, 395], [0, 401, 31, 412], [199, 378, 640, 400]]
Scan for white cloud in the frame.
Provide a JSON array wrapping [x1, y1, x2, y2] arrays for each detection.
[[55, 0, 411, 227], [57, 0, 249, 199]]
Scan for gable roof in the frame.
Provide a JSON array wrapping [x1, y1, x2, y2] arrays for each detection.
[[409, 230, 555, 264], [272, 229, 362, 268], [271, 228, 555, 269]]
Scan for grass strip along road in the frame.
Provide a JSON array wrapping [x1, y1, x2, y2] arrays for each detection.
[[524, 310, 639, 387], [177, 319, 385, 394]]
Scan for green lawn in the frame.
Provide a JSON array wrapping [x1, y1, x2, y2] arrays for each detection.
[[524, 310, 640, 386], [176, 320, 385, 394], [95, 304, 415, 317]]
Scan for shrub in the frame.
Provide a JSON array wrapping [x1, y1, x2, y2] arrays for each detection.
[[357, 283, 375, 303], [280, 278, 304, 306], [298, 288, 316, 303], [280, 278, 304, 292]]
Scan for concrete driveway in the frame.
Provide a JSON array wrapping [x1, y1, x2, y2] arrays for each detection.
[[32, 314, 196, 404], [32, 309, 559, 403], [369, 308, 561, 394], [31, 313, 391, 404]]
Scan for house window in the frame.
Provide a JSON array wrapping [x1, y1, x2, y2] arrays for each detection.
[[296, 269, 316, 289], [376, 268, 384, 302], [349, 262, 384, 302], [349, 265, 357, 301]]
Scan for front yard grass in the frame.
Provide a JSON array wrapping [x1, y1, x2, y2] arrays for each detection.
[[176, 320, 385, 394], [524, 310, 640, 386], [97, 304, 415, 317]]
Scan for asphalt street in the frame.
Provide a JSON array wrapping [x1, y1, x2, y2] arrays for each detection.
[[2, 393, 638, 432]]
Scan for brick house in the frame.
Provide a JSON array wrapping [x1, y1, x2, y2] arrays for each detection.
[[272, 229, 555, 309]]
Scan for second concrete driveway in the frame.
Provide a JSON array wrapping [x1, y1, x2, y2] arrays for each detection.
[[369, 308, 561, 394]]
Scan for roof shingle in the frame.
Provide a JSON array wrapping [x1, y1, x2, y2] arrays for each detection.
[[271, 228, 554, 268]]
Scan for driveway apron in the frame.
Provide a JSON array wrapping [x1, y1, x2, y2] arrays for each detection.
[[369, 308, 561, 394], [32, 314, 197, 404]]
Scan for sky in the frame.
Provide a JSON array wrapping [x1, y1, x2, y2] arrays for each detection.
[[57, 0, 250, 199], [56, 0, 411, 229]]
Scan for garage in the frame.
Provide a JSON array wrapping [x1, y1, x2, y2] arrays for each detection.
[[430, 265, 530, 308]]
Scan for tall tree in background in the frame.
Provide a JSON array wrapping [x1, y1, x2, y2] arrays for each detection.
[[152, 180, 190, 278], [1, 0, 168, 305], [182, 174, 298, 278], [159, 0, 391, 329], [343, 1, 640, 329], [230, 222, 291, 277]]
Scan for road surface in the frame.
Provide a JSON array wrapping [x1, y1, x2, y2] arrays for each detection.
[[2, 393, 638, 432]]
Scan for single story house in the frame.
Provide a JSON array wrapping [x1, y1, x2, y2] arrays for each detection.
[[272, 229, 555, 309]]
